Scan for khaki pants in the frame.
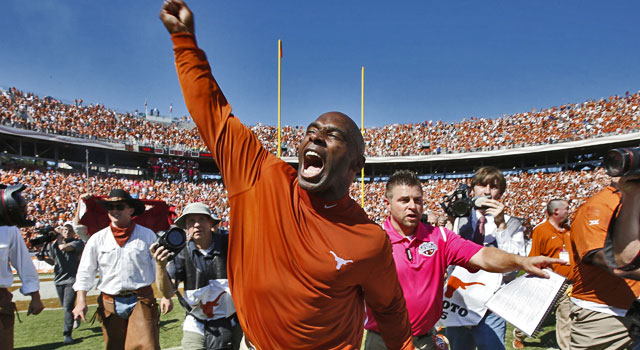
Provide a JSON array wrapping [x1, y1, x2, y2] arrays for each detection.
[[570, 301, 637, 350], [364, 329, 436, 350], [0, 288, 16, 350], [555, 293, 571, 350], [97, 292, 160, 350]]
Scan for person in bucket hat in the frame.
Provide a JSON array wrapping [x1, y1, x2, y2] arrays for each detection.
[[173, 202, 221, 230], [73, 188, 160, 349], [153, 202, 242, 350]]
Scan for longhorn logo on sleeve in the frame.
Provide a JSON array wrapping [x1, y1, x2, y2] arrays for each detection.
[[200, 291, 227, 318], [444, 276, 485, 298], [330, 251, 353, 270]]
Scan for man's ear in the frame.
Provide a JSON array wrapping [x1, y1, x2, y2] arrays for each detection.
[[351, 155, 365, 173], [384, 196, 391, 211]]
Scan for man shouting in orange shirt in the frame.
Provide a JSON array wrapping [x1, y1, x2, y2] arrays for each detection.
[[159, 1, 413, 349]]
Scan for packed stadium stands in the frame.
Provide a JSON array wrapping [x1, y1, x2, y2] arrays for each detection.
[[2, 86, 639, 157]]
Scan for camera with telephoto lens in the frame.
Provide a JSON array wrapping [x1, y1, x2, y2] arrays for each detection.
[[440, 184, 492, 217], [603, 147, 640, 177], [155, 225, 187, 259], [28, 226, 57, 247]]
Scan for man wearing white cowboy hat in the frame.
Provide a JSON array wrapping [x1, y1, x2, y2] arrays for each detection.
[[153, 202, 242, 350], [72, 189, 160, 350], [40, 221, 84, 344]]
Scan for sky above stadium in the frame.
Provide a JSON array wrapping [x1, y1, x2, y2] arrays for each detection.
[[2, 1, 640, 127]]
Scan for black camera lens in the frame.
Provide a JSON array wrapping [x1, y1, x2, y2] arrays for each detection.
[[166, 228, 186, 246], [155, 225, 187, 259], [451, 200, 472, 217], [603, 147, 640, 177]]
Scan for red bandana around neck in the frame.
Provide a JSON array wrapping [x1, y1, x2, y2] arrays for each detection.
[[111, 223, 135, 247]]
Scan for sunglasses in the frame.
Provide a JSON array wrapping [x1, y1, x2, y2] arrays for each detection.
[[106, 203, 128, 211]]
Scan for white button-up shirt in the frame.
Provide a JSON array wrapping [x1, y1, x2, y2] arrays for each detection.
[[73, 224, 156, 295], [0, 225, 39, 295], [472, 210, 526, 256]]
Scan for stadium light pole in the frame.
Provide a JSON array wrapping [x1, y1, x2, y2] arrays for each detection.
[[85, 148, 89, 183], [360, 66, 365, 208], [277, 39, 282, 158]]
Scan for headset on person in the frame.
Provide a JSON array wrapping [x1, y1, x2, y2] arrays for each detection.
[[0, 184, 35, 227]]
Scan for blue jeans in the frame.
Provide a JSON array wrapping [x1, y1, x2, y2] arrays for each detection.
[[446, 311, 506, 350], [55, 284, 76, 336]]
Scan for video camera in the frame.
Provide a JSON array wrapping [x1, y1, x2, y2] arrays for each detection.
[[603, 147, 640, 177], [0, 184, 34, 228], [155, 225, 187, 260], [29, 225, 58, 260], [28, 226, 58, 247], [440, 184, 491, 217]]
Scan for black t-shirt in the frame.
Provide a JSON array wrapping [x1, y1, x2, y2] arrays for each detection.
[[48, 238, 84, 286]]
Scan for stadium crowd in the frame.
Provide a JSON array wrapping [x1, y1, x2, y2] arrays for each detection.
[[1, 161, 611, 248], [0, 163, 229, 246], [2, 86, 639, 157]]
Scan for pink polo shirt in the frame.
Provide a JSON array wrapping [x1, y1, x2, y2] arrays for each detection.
[[365, 218, 483, 336]]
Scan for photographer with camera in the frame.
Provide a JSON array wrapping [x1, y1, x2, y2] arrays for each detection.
[[0, 184, 44, 350], [38, 222, 84, 344], [72, 189, 160, 350], [565, 148, 640, 350], [152, 202, 242, 350], [443, 166, 526, 350]]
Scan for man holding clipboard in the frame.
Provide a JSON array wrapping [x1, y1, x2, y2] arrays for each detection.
[[363, 170, 563, 350]]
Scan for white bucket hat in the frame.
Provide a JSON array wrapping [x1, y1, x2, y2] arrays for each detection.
[[174, 202, 221, 229]]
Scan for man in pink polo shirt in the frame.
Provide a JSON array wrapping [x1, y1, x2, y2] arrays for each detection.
[[364, 170, 564, 350]]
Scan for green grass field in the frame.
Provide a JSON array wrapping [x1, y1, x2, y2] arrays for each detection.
[[13, 299, 561, 350], [14, 303, 184, 349]]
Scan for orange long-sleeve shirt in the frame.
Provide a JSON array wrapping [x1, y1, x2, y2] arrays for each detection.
[[172, 33, 412, 350]]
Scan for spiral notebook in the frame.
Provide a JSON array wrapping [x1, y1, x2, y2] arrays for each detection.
[[485, 269, 568, 337]]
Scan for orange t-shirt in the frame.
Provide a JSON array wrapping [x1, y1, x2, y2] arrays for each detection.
[[570, 186, 640, 309], [529, 220, 572, 278], [172, 33, 412, 350]]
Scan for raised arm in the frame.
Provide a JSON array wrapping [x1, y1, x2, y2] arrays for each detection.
[[161, 0, 271, 196]]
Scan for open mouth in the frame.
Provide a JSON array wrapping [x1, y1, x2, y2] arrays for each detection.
[[301, 150, 324, 179], [406, 213, 418, 221]]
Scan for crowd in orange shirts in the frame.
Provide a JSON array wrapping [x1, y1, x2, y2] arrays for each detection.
[[1, 160, 611, 248], [2, 86, 638, 157]]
